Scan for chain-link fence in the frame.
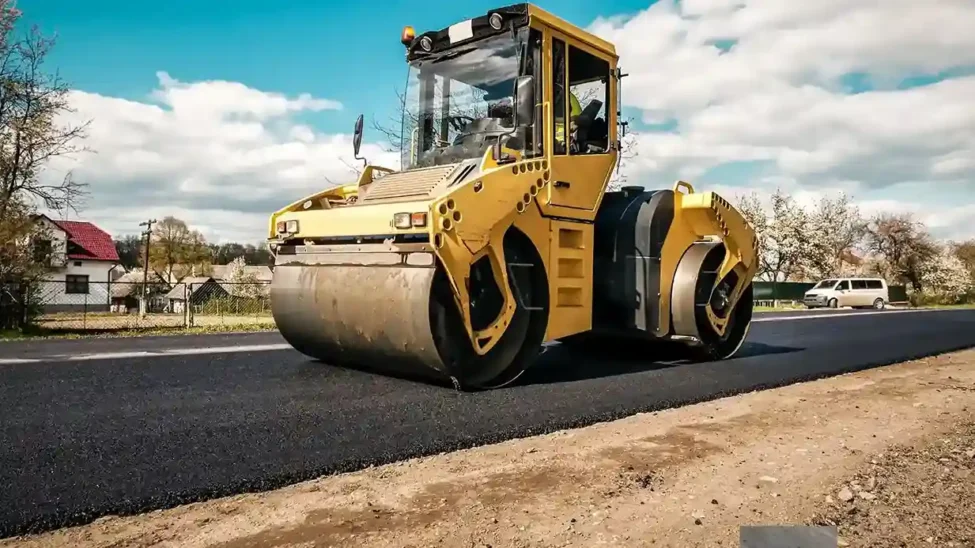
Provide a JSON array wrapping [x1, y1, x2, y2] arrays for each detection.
[[1, 283, 28, 331], [183, 280, 273, 328], [6, 276, 918, 335], [18, 278, 272, 333]]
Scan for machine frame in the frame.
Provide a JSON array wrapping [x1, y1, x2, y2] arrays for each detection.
[[265, 3, 759, 390]]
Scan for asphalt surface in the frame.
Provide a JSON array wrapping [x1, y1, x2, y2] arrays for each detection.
[[1, 308, 974, 537], [0, 331, 286, 361]]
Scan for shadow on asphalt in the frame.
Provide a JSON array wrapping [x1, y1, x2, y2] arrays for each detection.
[[296, 340, 804, 392], [516, 340, 804, 386]]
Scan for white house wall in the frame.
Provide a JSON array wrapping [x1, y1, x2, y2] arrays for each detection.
[[34, 218, 69, 264], [38, 260, 119, 313]]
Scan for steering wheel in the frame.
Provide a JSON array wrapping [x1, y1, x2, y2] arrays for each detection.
[[447, 115, 476, 132]]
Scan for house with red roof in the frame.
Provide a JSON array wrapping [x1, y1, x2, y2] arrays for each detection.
[[30, 215, 121, 312]]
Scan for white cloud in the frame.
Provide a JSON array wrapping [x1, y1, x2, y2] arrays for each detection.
[[45, 72, 398, 244], [152, 71, 343, 121], [591, 0, 975, 241]]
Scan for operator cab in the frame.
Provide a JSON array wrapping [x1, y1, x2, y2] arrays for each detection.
[[396, 3, 621, 177]]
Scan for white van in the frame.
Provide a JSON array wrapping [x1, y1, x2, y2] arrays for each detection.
[[803, 277, 889, 309]]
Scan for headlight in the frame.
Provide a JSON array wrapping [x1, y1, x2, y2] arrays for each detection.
[[489, 13, 503, 30], [393, 213, 412, 229], [393, 212, 427, 229], [285, 220, 298, 233]]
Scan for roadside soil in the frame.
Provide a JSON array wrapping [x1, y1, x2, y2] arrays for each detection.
[[4, 348, 975, 548]]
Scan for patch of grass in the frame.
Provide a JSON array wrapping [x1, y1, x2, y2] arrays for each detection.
[[0, 322, 277, 342], [909, 302, 975, 310], [0, 330, 33, 341], [753, 304, 807, 312]]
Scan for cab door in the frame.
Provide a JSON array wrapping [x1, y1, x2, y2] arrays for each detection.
[[546, 34, 616, 213]]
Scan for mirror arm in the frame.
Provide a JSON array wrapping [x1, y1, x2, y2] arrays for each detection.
[[493, 75, 535, 164], [353, 113, 368, 168], [493, 99, 519, 164]]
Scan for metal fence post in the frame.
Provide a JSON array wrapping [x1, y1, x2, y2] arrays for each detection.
[[184, 282, 190, 328], [21, 282, 29, 332]]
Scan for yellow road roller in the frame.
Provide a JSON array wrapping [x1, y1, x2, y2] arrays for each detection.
[[266, 3, 759, 390]]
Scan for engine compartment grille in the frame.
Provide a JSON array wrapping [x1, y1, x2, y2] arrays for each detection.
[[358, 164, 460, 203]]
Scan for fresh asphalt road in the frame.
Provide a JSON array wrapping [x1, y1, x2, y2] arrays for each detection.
[[1, 308, 974, 537]]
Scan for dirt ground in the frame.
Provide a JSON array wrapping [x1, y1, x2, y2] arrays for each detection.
[[4, 348, 975, 548]]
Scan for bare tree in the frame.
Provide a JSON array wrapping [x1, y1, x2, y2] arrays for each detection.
[[0, 1, 90, 219], [0, 197, 48, 282], [0, 1, 90, 289], [146, 216, 211, 284]]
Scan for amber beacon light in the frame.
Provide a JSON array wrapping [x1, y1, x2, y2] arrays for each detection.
[[401, 25, 415, 46]]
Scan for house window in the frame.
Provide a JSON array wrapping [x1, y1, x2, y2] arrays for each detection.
[[74, 261, 82, 267], [65, 275, 89, 294]]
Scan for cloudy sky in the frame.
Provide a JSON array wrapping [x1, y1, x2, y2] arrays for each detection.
[[26, 0, 975, 244]]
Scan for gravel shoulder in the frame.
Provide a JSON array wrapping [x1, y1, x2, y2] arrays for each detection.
[[4, 348, 975, 548]]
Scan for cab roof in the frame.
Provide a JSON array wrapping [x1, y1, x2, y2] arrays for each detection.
[[405, 3, 617, 63], [527, 3, 617, 58]]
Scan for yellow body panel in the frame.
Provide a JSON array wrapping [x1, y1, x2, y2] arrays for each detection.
[[658, 182, 759, 337], [542, 219, 593, 340], [676, 183, 759, 336], [547, 153, 617, 212], [273, 199, 431, 240]]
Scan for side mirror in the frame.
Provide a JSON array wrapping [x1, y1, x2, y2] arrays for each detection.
[[513, 75, 535, 127], [353, 114, 364, 158]]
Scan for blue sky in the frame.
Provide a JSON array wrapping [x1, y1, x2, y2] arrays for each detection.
[[23, 0, 651, 134], [21, 0, 975, 245]]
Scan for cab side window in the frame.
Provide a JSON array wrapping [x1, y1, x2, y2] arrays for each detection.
[[837, 280, 850, 290], [567, 45, 610, 155], [551, 38, 567, 155], [523, 28, 543, 158]]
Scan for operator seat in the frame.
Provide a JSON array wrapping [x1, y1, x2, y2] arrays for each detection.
[[572, 99, 603, 153]]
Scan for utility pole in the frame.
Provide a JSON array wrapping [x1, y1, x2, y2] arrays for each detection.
[[138, 219, 156, 317]]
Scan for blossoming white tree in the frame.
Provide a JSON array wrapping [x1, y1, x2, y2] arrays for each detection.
[[733, 189, 811, 284], [922, 246, 972, 303], [225, 256, 267, 300], [803, 193, 867, 280]]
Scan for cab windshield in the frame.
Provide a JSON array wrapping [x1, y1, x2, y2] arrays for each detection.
[[400, 27, 538, 170]]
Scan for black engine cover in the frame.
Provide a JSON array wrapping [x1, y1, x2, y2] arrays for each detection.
[[591, 187, 675, 336]]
